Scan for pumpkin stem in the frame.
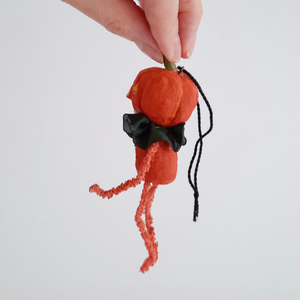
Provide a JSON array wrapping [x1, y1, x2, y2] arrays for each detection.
[[163, 56, 177, 71]]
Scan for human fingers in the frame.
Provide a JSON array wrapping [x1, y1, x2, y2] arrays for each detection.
[[178, 0, 203, 58], [62, 0, 163, 63], [139, 0, 181, 63]]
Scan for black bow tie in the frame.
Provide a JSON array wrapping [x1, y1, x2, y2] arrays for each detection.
[[123, 113, 186, 153]]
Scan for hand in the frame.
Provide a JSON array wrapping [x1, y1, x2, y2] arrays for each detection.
[[62, 0, 203, 63]]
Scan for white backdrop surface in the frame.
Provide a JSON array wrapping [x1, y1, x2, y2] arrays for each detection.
[[1, 0, 300, 299]]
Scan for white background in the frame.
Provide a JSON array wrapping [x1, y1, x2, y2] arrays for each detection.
[[1, 0, 300, 299]]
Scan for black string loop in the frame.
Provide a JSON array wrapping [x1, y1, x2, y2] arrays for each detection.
[[177, 66, 213, 221]]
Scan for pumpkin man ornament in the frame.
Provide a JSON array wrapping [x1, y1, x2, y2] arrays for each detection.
[[89, 57, 213, 273]]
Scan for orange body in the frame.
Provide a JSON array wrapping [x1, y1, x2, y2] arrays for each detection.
[[127, 67, 198, 185]]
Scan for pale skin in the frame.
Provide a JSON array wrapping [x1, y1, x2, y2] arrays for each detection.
[[61, 0, 203, 63]]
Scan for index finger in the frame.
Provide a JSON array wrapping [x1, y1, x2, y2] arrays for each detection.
[[179, 0, 203, 58], [140, 0, 181, 63]]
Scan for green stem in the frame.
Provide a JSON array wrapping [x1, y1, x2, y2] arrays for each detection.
[[163, 56, 177, 71]]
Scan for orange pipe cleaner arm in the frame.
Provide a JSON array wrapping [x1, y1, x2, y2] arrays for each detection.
[[89, 143, 159, 199]]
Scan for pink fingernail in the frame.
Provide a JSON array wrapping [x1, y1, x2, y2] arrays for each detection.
[[186, 34, 197, 58], [173, 36, 181, 63]]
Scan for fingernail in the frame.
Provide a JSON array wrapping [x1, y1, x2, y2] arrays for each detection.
[[173, 35, 181, 63], [186, 34, 197, 58], [136, 42, 163, 63]]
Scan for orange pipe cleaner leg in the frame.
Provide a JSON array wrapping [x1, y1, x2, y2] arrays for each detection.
[[89, 143, 159, 199], [135, 181, 159, 273], [145, 184, 159, 265]]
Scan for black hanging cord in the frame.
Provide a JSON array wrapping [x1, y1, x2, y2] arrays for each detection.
[[177, 66, 214, 221]]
